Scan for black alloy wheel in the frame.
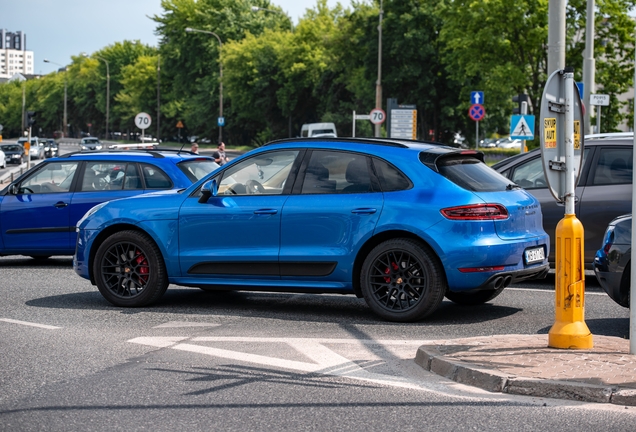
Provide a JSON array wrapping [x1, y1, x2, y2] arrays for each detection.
[[93, 230, 168, 307], [360, 239, 446, 322]]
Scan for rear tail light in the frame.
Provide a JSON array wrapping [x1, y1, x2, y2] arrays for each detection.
[[441, 204, 508, 220], [602, 227, 615, 255]]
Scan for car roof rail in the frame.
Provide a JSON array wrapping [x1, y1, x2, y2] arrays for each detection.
[[264, 137, 457, 149], [585, 132, 634, 140], [57, 149, 193, 159]]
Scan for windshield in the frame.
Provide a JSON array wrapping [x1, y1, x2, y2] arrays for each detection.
[[1, 145, 22, 152], [177, 159, 220, 182], [83, 138, 100, 144]]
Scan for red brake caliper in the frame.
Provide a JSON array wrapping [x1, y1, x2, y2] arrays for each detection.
[[384, 262, 399, 283], [135, 251, 149, 283]]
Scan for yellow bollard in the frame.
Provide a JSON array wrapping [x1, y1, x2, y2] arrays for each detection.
[[548, 214, 593, 349]]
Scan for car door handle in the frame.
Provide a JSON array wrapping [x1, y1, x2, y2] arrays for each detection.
[[54, 201, 68, 208], [351, 208, 377, 214], [254, 209, 278, 215]]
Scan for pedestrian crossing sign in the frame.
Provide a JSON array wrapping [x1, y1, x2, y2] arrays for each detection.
[[510, 115, 535, 140]]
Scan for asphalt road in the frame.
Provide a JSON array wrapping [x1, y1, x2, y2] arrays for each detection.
[[0, 256, 633, 431]]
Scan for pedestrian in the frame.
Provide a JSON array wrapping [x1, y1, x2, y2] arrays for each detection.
[[213, 142, 229, 165], [191, 142, 199, 154]]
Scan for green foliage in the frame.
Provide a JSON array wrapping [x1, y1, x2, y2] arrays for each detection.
[[1, 0, 634, 147]]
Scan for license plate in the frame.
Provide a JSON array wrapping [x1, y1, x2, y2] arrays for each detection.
[[524, 247, 545, 264]]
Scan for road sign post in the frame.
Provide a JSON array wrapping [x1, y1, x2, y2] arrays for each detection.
[[590, 94, 609, 134], [469, 103, 485, 148], [541, 68, 592, 350], [135, 112, 152, 144]]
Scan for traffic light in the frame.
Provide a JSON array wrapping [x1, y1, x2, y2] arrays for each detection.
[[512, 94, 529, 115], [26, 111, 36, 127]]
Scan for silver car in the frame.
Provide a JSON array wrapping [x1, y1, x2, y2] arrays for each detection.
[[493, 132, 633, 267], [17, 137, 45, 160]]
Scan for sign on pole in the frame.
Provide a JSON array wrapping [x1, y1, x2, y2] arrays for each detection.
[[135, 112, 152, 129], [590, 94, 609, 106], [539, 69, 584, 204], [468, 104, 485, 121], [470, 91, 484, 105], [510, 115, 535, 140], [370, 108, 386, 125]]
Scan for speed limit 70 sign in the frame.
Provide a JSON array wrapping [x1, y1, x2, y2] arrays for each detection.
[[370, 108, 386, 125], [135, 112, 152, 130]]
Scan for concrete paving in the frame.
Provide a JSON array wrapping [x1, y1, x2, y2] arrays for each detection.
[[416, 334, 636, 406]]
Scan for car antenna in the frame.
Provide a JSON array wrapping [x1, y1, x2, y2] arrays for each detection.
[[178, 142, 186, 155]]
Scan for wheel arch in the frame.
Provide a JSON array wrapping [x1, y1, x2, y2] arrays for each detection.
[[352, 230, 447, 297], [88, 223, 156, 284]]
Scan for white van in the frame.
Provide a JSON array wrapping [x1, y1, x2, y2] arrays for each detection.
[[300, 122, 337, 138]]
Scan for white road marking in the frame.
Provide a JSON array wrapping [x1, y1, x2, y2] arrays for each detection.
[[0, 318, 61, 330], [153, 321, 221, 328], [507, 287, 607, 296], [129, 336, 440, 391]]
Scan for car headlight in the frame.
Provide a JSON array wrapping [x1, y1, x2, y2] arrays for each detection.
[[96, 145, 103, 150], [11, 154, 20, 159], [80, 145, 87, 150]]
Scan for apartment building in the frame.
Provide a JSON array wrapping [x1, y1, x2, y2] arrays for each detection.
[[0, 29, 34, 80]]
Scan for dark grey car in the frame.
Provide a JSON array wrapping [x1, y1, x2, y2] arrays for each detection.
[[0, 144, 26, 165], [492, 132, 633, 267], [593, 214, 631, 308]]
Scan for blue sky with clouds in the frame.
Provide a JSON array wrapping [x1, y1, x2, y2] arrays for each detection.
[[3, 0, 354, 75]]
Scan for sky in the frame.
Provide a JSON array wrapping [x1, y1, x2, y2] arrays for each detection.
[[3, 0, 354, 76]]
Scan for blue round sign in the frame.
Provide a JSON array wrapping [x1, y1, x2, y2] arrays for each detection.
[[217, 116, 225, 127]]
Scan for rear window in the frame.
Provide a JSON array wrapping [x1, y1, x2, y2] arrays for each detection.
[[435, 155, 511, 192], [177, 159, 220, 182]]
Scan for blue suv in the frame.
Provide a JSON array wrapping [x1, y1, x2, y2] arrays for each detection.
[[0, 149, 218, 259], [74, 138, 549, 322]]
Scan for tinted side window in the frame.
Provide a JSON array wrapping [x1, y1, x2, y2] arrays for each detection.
[[218, 150, 298, 195], [81, 162, 139, 191], [300, 151, 373, 194], [141, 164, 173, 189], [592, 148, 632, 185], [372, 158, 411, 192]]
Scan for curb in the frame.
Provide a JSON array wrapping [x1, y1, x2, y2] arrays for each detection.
[[415, 345, 636, 406]]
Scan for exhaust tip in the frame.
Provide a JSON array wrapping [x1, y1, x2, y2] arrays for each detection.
[[503, 276, 512, 287]]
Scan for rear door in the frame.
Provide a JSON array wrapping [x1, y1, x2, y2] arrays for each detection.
[[280, 150, 383, 284]]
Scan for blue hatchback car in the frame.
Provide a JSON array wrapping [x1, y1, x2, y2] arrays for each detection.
[[74, 138, 549, 322], [0, 149, 218, 259]]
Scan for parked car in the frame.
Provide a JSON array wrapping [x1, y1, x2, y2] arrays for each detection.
[[593, 214, 631, 308], [17, 137, 45, 160], [44, 139, 59, 158], [300, 122, 338, 138], [0, 149, 219, 259], [80, 137, 103, 151], [0, 144, 25, 165], [0, 147, 6, 169], [74, 137, 549, 322], [496, 137, 523, 149], [479, 138, 497, 148], [493, 132, 634, 267]]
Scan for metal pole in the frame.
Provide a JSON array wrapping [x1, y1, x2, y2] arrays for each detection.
[[475, 121, 478, 149], [352, 110, 356, 137], [630, 33, 636, 354], [547, 0, 566, 75], [582, 0, 596, 136], [564, 69, 576, 215], [597, 106, 602, 134], [157, 55, 161, 142], [374, 0, 383, 138], [63, 79, 67, 138]]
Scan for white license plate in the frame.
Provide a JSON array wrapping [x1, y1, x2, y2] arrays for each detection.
[[524, 247, 545, 264]]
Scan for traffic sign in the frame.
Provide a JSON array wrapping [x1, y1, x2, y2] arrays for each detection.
[[218, 116, 225, 127], [510, 115, 535, 140], [540, 69, 585, 203], [470, 91, 484, 105], [468, 104, 485, 121], [176, 120, 184, 128], [135, 112, 152, 130], [590, 94, 610, 106], [370, 108, 386, 125]]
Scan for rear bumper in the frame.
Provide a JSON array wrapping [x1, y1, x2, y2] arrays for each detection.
[[469, 264, 550, 292]]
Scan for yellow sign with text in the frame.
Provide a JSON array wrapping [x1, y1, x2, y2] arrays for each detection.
[[544, 118, 557, 148], [574, 120, 581, 149]]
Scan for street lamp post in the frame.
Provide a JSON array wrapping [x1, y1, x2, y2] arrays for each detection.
[[43, 59, 68, 138], [185, 27, 224, 143], [375, 0, 383, 138], [94, 56, 110, 140]]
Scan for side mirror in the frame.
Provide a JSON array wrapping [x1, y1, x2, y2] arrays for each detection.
[[198, 179, 218, 203], [8, 184, 18, 195]]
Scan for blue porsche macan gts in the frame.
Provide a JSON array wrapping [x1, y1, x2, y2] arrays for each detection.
[[74, 138, 550, 322]]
